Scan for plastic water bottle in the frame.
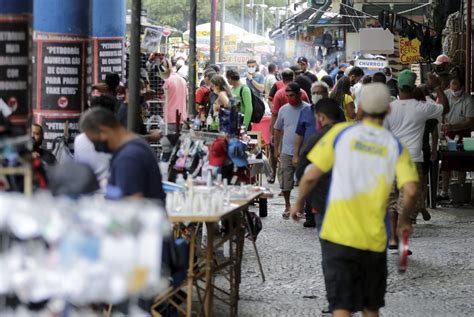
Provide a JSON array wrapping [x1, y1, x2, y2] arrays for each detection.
[[176, 174, 186, 189]]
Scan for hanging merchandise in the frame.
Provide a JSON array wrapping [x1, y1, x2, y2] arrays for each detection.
[[442, 11, 465, 65]]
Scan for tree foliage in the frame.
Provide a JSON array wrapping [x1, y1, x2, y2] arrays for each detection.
[[137, 0, 287, 32]]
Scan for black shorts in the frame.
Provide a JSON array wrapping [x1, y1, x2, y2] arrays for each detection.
[[321, 239, 387, 312]]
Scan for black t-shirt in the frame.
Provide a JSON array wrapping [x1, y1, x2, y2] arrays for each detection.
[[296, 124, 333, 213], [295, 75, 313, 100], [116, 102, 147, 135], [109, 138, 165, 201], [387, 78, 398, 98], [303, 71, 317, 83], [37, 148, 57, 166]]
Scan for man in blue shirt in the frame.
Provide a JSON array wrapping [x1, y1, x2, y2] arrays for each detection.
[[292, 81, 331, 167], [245, 59, 265, 98], [79, 108, 165, 203]]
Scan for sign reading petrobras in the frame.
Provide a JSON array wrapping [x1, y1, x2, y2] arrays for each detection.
[[355, 59, 388, 69]]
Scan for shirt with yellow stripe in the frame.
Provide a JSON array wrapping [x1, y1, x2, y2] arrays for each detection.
[[307, 121, 419, 252]]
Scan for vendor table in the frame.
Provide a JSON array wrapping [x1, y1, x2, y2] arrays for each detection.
[[152, 191, 264, 317], [440, 151, 474, 172]]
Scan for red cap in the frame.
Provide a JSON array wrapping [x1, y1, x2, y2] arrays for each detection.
[[209, 138, 227, 166]]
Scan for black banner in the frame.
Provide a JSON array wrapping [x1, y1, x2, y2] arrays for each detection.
[[40, 41, 84, 112], [95, 38, 123, 82], [0, 17, 30, 121]]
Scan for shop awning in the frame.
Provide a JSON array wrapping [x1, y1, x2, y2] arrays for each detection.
[[270, 9, 350, 39]]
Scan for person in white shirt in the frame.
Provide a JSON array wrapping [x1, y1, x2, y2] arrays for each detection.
[[264, 63, 278, 101], [438, 76, 474, 201], [384, 70, 449, 250], [74, 95, 115, 190]]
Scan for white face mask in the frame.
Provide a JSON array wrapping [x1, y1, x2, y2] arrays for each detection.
[[452, 89, 463, 97], [247, 67, 256, 74], [312, 94, 323, 105]]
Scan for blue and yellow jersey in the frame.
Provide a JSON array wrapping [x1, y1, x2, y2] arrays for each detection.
[[307, 121, 419, 252]]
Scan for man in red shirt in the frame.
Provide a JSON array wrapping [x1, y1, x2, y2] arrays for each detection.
[[271, 69, 309, 120]]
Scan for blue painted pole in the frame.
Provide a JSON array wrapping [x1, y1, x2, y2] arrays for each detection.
[[91, 0, 126, 83], [32, 0, 91, 149]]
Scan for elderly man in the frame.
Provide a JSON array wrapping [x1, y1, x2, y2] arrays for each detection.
[[293, 81, 331, 167], [438, 76, 474, 201]]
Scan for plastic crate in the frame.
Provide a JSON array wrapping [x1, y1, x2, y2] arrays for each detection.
[[463, 138, 474, 151]]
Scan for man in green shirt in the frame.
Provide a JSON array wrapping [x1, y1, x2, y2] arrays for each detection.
[[226, 69, 253, 130]]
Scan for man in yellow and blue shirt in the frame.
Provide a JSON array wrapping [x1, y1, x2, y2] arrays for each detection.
[[291, 83, 419, 317]]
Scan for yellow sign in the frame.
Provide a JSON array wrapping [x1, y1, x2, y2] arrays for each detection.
[[399, 37, 422, 64], [286, 40, 295, 59], [168, 37, 182, 45], [223, 35, 237, 52]]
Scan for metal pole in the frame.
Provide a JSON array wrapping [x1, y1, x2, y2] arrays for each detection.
[[128, 0, 141, 133], [466, 0, 472, 93], [219, 0, 225, 62], [188, 0, 197, 117], [250, 0, 254, 33], [210, 0, 217, 64], [241, 0, 245, 29]]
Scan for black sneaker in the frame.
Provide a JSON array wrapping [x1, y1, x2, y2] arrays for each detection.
[[303, 219, 316, 228], [420, 209, 431, 221], [436, 194, 450, 202]]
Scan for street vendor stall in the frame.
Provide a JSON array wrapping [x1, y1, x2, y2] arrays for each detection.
[[153, 185, 269, 317]]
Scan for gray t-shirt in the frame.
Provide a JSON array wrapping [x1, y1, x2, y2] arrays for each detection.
[[274, 102, 310, 156], [445, 90, 474, 128]]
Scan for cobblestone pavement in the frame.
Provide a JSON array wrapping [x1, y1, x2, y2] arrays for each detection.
[[227, 182, 474, 317]]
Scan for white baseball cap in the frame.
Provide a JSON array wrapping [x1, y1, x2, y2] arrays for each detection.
[[359, 83, 391, 114]]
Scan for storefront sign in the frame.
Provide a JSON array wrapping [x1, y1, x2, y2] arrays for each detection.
[[355, 59, 388, 69], [36, 40, 85, 112], [399, 37, 422, 64], [223, 53, 258, 65], [94, 38, 123, 83], [0, 16, 30, 124]]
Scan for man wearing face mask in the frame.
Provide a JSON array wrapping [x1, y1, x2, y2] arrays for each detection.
[[293, 81, 330, 168], [274, 82, 310, 219], [438, 76, 474, 201], [245, 59, 265, 98], [80, 108, 165, 202]]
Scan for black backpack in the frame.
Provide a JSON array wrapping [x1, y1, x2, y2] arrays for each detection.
[[239, 86, 265, 123]]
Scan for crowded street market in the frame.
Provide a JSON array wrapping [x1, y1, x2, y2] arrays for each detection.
[[0, 0, 473, 316]]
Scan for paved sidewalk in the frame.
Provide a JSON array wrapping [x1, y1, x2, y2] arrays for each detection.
[[230, 183, 474, 317]]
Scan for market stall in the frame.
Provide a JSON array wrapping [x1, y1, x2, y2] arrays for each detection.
[[152, 184, 268, 317]]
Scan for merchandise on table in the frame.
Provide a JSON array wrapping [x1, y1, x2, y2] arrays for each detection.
[[0, 193, 170, 307]]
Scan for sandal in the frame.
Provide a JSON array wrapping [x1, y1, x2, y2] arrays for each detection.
[[267, 175, 275, 184], [282, 207, 290, 220]]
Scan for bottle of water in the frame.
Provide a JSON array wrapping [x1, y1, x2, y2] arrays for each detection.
[[176, 174, 186, 190]]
